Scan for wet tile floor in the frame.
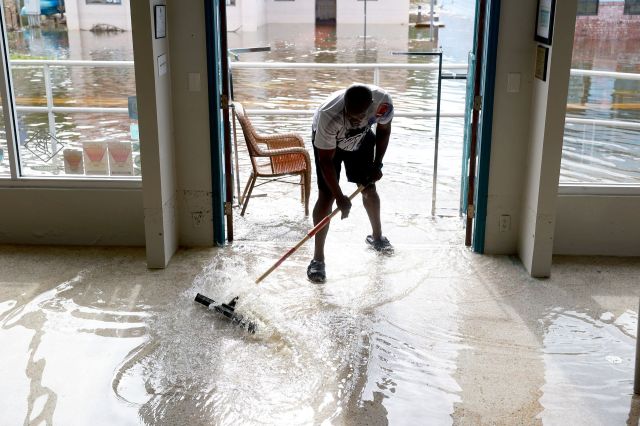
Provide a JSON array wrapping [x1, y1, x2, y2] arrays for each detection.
[[1, 215, 639, 425]]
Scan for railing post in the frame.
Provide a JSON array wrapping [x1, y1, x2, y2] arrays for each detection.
[[43, 64, 57, 151], [432, 52, 443, 217], [374, 67, 380, 86]]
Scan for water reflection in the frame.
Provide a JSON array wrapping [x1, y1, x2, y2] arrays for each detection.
[[0, 271, 147, 425], [8, 28, 138, 177], [0, 1, 636, 184], [539, 308, 637, 425], [562, 37, 640, 184], [1, 245, 638, 424], [228, 21, 469, 216]]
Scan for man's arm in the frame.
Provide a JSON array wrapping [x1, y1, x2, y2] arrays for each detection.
[[372, 120, 392, 181], [317, 148, 352, 219]]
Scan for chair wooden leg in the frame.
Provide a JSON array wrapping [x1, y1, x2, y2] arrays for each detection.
[[241, 174, 257, 216], [240, 172, 254, 205]]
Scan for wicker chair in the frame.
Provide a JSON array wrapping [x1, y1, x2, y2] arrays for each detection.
[[233, 102, 311, 216]]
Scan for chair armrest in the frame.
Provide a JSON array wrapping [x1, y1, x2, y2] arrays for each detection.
[[262, 146, 309, 160], [256, 133, 305, 149]]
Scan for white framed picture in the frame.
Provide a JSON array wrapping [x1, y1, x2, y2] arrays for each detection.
[[534, 0, 555, 45], [154, 5, 166, 39]]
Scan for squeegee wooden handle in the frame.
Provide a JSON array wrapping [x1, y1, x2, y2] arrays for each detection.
[[255, 185, 367, 284]]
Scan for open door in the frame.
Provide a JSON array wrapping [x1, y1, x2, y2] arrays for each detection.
[[461, 0, 501, 252], [204, 0, 234, 245]]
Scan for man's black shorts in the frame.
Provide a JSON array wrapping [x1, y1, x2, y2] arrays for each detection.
[[312, 130, 376, 194]]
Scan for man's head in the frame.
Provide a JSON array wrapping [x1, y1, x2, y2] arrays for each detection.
[[344, 84, 373, 126]]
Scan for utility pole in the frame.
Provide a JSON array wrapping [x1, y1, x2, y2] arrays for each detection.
[[430, 0, 435, 41], [364, 0, 367, 40], [359, 0, 372, 51]]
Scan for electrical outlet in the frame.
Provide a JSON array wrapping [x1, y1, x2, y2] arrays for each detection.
[[507, 73, 521, 93], [188, 73, 201, 92], [191, 211, 204, 228], [499, 215, 511, 232]]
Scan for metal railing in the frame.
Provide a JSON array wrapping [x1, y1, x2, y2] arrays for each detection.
[[10, 58, 639, 127], [228, 61, 640, 209], [7, 59, 639, 199], [10, 58, 639, 134], [10, 60, 134, 149]]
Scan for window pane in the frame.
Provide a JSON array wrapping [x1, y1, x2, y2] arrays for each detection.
[[561, 10, 640, 184], [577, 0, 598, 16], [6, 4, 138, 178], [624, 0, 640, 15]]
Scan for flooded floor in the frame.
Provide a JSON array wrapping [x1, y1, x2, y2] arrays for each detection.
[[1, 228, 639, 425]]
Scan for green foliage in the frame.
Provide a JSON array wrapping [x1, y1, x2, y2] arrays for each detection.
[[9, 54, 52, 60]]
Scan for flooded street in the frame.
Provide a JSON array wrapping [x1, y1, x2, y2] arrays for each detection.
[[1, 0, 637, 187]]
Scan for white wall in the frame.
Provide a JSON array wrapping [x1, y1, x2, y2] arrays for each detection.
[[167, 0, 215, 246], [65, 0, 132, 31], [480, 0, 580, 277], [0, 188, 144, 245], [266, 0, 315, 24], [337, 0, 409, 25], [227, 0, 267, 32], [131, 0, 179, 268], [482, 0, 536, 255], [517, 0, 575, 277], [244, 0, 267, 30], [554, 195, 640, 256], [226, 1, 242, 31]]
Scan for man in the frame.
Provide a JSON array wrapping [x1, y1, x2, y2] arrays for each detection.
[[307, 83, 394, 284]]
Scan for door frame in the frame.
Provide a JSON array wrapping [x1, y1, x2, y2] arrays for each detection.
[[473, 0, 501, 253], [204, 0, 233, 246], [462, 0, 501, 253]]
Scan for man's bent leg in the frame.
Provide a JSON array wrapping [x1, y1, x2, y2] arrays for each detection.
[[363, 184, 393, 253], [362, 184, 382, 240], [313, 189, 335, 262]]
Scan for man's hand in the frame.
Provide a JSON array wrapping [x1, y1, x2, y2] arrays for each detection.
[[336, 194, 352, 219]]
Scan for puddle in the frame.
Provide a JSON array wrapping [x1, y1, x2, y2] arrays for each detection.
[[94, 244, 464, 425], [538, 308, 637, 425], [0, 272, 148, 426]]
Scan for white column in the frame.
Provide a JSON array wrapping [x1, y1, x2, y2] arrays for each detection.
[[64, 0, 81, 30], [167, 0, 215, 246], [518, 0, 578, 277], [131, 0, 178, 268]]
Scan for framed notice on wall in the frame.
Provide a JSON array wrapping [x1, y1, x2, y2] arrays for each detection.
[[534, 0, 555, 45], [154, 5, 166, 39], [535, 45, 549, 82]]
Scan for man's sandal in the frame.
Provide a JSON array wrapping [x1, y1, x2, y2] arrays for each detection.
[[366, 235, 394, 254], [307, 259, 326, 283]]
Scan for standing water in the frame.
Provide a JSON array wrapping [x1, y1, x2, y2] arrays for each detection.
[[0, 2, 638, 424]]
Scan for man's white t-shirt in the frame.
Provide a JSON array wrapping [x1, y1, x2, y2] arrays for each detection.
[[312, 85, 394, 152]]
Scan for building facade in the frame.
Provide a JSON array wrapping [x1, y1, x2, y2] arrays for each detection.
[[226, 0, 409, 32], [64, 0, 132, 31], [575, 0, 640, 39]]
